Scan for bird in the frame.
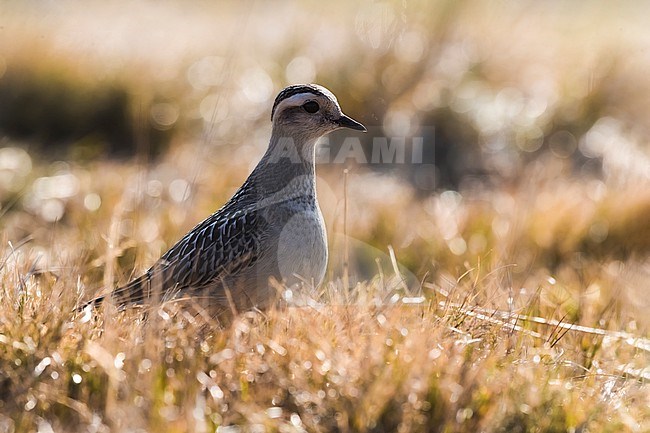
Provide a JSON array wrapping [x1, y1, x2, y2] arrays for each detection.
[[84, 84, 366, 315]]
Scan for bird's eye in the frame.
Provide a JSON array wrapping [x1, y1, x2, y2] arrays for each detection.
[[302, 101, 320, 114]]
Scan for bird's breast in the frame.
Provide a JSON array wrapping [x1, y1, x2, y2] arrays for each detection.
[[273, 203, 328, 287]]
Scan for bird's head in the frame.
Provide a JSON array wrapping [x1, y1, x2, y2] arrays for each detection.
[[271, 84, 366, 141]]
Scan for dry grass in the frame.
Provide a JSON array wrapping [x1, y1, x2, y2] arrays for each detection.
[[1, 150, 648, 432], [1, 1, 650, 432], [1, 242, 648, 432]]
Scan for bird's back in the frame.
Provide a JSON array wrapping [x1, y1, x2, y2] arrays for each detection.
[[108, 176, 327, 311]]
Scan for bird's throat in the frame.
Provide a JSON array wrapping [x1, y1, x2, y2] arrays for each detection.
[[252, 133, 319, 198]]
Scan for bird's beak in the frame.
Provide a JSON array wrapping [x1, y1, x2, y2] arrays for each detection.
[[336, 114, 366, 132]]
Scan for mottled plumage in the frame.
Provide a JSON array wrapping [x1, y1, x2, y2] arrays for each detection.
[[86, 84, 365, 313]]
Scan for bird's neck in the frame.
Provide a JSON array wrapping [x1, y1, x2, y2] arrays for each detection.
[[249, 128, 319, 198]]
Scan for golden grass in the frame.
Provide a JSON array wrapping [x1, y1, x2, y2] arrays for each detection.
[[1, 154, 648, 431], [1, 253, 648, 432]]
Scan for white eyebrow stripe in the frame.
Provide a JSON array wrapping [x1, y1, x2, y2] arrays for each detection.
[[273, 93, 318, 118]]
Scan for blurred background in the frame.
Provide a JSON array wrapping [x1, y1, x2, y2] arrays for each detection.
[[1, 0, 649, 324]]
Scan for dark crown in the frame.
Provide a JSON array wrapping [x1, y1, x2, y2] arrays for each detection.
[[271, 84, 327, 121]]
